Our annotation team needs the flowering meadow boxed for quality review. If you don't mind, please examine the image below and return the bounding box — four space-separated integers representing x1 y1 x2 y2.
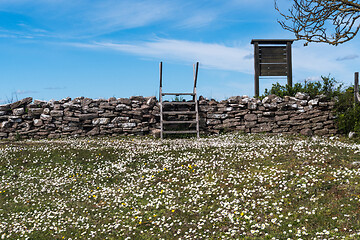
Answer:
0 133 360 239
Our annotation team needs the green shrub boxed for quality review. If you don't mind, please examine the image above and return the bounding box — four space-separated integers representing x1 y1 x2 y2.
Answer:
334 87 360 134
172 96 184 102
261 75 342 99
260 75 360 135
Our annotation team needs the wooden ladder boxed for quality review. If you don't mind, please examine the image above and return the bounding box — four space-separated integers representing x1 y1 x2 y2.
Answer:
159 62 200 139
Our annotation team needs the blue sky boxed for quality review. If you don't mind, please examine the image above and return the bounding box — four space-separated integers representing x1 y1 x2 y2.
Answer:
0 0 359 103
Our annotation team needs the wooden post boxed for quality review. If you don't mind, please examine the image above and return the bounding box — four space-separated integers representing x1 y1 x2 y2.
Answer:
193 62 200 138
194 62 199 88
286 41 292 87
254 42 260 97
355 72 360 103
159 62 163 139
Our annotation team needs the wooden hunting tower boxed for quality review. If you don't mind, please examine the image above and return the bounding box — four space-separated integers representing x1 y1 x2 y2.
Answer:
251 39 294 97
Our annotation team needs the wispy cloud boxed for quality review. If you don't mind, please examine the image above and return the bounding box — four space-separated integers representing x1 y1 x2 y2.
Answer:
68 37 360 81
44 86 66 90
292 43 357 78
86 1 176 31
0 23 50 39
336 54 359 61
15 90 37 95
69 38 253 73
0 0 252 39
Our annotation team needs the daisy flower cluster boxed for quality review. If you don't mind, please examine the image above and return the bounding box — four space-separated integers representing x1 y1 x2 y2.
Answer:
0 133 359 239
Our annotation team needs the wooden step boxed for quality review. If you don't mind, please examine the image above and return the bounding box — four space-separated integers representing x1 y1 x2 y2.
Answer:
162 111 197 115
162 101 195 105
163 130 198 134
163 120 197 124
162 92 195 96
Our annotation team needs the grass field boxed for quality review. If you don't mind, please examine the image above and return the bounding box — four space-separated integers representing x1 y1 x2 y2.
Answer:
0 133 360 239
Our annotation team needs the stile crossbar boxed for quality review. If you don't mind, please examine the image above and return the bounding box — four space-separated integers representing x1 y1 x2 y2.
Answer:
159 62 200 139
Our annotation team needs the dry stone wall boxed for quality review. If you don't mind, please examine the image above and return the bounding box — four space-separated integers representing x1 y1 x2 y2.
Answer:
0 93 337 139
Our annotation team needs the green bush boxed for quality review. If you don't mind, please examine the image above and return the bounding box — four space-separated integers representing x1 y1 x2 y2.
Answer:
261 75 360 135
261 75 342 99
334 87 360 134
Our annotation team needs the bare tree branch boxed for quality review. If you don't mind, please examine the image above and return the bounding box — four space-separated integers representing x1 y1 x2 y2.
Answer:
275 0 360 45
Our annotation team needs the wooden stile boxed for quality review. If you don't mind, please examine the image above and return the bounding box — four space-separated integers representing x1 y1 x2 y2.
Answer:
159 62 200 139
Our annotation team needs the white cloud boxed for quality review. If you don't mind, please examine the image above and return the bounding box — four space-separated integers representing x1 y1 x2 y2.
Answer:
44 87 66 90
69 37 360 85
15 90 37 95
84 1 176 32
70 38 254 73
336 54 359 61
178 12 218 29
291 41 360 83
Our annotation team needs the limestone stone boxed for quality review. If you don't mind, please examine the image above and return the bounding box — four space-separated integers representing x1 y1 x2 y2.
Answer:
299 100 308 106
64 111 74 117
146 97 156 106
300 128 313 136
226 96 240 103
8 116 22 123
207 119 221 125
0 132 8 137
118 98 132 105
48 133 61 139
121 122 137 128
100 112 117 118
99 103 115 110
258 117 274 123
312 123 324 130
314 129 329 136
63 117 80 122
40 114 52 121
244 114 257 121
28 108 43 116
214 122 238 129
87 127 100 136
199 105 216 112
262 96 271 104
263 112 275 117
10 97 32 109
275 115 289 121
0 104 10 111
308 99 319 106
207 113 228 119
33 119 43 127
295 92 309 100
92 118 110 125
248 102 257 110
43 108 50 115
12 108 25 116
0 121 11 128
50 110 64 117
115 104 131 111
272 127 289 133
319 102 329 108
311 115 328 123
245 121 257 128
251 125 272 133
63 102 81 110
79 113 98 120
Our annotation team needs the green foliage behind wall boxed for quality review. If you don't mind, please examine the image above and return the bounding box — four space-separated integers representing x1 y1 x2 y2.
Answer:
261 75 360 135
